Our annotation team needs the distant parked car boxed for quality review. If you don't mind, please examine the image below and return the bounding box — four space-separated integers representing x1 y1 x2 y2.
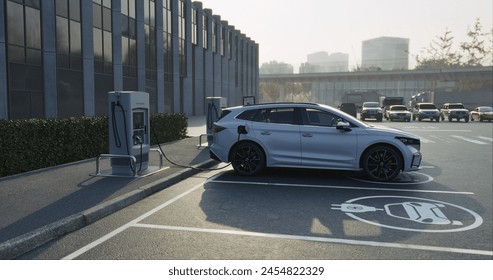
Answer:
412 103 441 122
338 103 357 117
360 102 383 122
440 103 469 122
470 106 493 122
386 105 411 122
210 102 422 181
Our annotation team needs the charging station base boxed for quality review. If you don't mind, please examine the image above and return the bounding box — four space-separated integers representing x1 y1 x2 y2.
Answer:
90 148 169 178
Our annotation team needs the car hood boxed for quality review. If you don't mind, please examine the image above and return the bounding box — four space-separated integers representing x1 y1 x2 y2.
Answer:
366 125 419 139
419 109 439 112
389 110 411 114
449 109 469 112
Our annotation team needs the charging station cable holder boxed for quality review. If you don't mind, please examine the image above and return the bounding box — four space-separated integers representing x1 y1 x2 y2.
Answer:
90 148 168 178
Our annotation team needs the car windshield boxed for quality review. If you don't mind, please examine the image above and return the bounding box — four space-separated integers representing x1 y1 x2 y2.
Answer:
479 107 493 112
448 104 465 109
391 106 407 111
364 103 380 108
419 104 436 109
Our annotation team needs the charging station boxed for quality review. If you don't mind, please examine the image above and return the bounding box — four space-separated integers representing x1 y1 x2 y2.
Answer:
108 91 149 175
205 97 227 146
91 91 166 178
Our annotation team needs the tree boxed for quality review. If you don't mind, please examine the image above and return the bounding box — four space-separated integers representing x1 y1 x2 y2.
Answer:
460 18 491 66
415 18 492 69
415 29 462 69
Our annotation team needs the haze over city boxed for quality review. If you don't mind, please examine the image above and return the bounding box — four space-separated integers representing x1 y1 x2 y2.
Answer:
199 0 493 71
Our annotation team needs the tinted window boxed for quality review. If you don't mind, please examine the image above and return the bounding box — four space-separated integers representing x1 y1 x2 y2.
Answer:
253 108 296 124
303 108 339 127
419 104 436 109
236 109 258 121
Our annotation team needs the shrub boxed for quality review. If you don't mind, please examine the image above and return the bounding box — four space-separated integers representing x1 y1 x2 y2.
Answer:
0 113 187 177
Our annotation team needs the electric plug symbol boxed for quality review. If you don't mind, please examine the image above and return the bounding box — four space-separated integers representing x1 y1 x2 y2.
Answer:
331 203 383 213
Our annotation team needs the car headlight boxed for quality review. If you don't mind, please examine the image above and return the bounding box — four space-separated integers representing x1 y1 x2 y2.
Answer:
396 137 421 151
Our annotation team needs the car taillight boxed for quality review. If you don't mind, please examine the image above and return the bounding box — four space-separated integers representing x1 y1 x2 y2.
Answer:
213 124 226 133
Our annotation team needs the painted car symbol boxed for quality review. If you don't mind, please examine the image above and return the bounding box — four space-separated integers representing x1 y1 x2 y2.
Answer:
384 202 463 226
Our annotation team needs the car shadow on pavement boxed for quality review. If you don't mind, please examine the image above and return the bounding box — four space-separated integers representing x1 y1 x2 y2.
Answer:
198 167 487 257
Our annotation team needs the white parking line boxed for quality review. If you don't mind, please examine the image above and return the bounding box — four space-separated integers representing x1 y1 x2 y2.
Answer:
451 135 488 145
62 182 205 260
133 224 493 257
418 137 436 143
211 180 474 195
477 136 493 142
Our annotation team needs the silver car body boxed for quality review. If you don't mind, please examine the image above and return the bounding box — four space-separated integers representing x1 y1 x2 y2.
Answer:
210 103 421 176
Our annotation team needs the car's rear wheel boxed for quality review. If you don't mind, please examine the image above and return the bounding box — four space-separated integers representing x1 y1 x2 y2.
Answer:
362 145 402 182
231 142 266 176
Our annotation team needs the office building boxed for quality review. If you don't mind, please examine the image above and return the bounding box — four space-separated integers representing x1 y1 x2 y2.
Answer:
361 37 409 70
299 51 348 73
0 0 259 119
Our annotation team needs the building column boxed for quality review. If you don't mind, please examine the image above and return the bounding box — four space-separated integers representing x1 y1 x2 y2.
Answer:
41 0 58 118
203 9 213 106
193 2 204 115
221 21 229 107
213 15 221 98
155 0 165 113
171 0 180 113
0 0 8 119
182 0 193 115
112 0 123 91
82 0 95 116
136 0 145 91
279 82 285 102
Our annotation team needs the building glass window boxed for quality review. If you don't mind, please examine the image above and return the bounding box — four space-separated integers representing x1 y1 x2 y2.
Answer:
56 0 83 117
178 0 186 76
220 26 224 56
202 15 208 50
191 8 197 45
6 0 44 119
211 20 216 53
56 0 82 70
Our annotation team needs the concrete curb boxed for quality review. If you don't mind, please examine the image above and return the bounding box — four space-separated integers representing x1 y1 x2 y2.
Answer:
0 159 217 260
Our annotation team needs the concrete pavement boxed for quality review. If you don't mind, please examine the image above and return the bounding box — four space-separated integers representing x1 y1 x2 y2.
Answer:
0 115 216 259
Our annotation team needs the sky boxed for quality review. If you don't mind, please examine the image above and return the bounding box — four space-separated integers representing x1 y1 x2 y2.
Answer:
198 0 493 71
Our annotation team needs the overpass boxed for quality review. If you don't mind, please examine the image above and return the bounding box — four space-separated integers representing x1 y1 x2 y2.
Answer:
259 67 493 106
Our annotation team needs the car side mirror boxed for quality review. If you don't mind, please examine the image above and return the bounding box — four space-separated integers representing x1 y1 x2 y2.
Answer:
336 121 351 132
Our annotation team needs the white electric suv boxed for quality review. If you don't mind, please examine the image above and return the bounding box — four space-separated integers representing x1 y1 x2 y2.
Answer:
210 103 422 182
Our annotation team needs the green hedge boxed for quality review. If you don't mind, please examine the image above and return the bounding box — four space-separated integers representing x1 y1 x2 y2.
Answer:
0 113 187 177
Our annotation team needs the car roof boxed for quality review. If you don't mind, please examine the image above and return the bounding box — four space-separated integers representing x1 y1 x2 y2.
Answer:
226 102 321 110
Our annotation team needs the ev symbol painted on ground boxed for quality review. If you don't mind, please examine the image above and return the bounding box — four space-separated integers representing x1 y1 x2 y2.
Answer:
331 196 483 233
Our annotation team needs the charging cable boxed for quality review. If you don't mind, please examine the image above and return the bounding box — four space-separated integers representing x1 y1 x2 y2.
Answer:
150 122 232 171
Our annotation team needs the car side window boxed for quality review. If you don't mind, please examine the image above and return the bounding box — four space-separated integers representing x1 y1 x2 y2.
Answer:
253 107 296 125
303 108 339 127
236 109 259 121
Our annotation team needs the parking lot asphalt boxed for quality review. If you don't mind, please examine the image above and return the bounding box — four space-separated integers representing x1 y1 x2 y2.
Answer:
0 116 214 259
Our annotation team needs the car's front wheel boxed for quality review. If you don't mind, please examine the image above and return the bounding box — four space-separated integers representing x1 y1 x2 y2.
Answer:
231 142 266 176
362 145 402 182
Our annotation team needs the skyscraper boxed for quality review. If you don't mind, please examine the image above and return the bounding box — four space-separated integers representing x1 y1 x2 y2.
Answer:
361 37 409 71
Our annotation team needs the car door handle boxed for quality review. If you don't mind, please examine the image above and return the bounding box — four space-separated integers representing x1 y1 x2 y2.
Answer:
260 131 271 135
302 133 313 137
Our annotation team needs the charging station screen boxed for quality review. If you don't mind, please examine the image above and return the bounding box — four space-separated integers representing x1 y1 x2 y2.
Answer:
133 112 144 129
